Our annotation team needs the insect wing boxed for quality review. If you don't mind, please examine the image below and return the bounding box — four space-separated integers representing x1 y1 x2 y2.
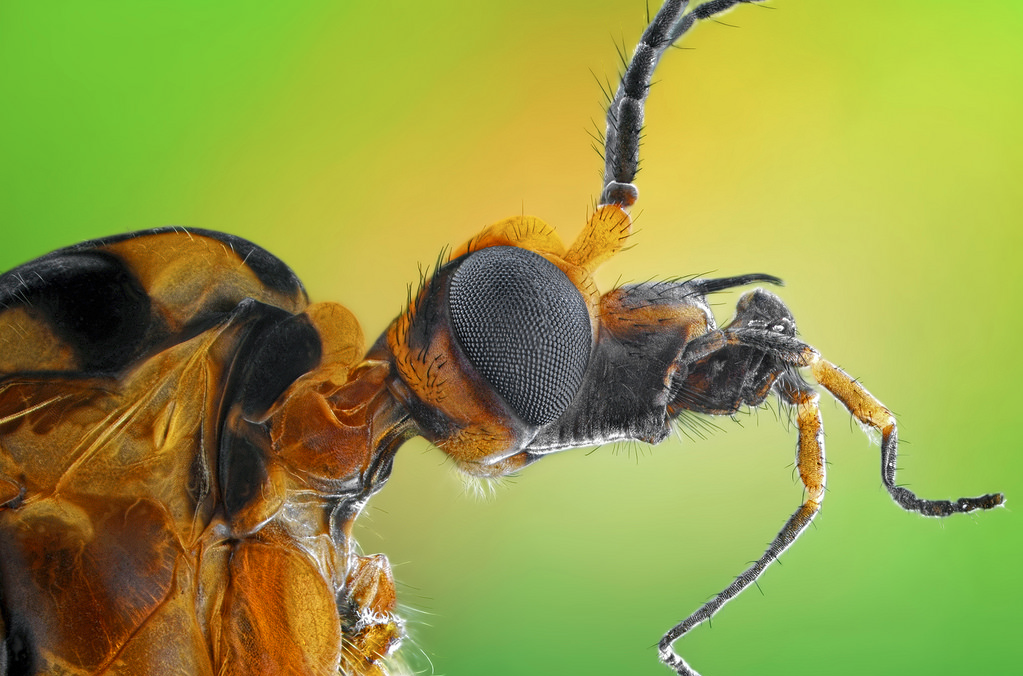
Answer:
0 228 313 673
0 326 228 672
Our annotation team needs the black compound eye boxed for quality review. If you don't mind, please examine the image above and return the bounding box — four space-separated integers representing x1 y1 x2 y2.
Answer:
448 246 591 427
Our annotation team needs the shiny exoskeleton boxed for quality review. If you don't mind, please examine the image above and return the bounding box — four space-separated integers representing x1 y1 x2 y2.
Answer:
0 1 1004 675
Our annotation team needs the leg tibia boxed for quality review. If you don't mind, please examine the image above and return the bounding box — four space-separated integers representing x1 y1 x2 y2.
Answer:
779 379 827 504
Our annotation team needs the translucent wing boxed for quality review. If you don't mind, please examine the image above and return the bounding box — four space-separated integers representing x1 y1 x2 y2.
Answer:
1 318 240 673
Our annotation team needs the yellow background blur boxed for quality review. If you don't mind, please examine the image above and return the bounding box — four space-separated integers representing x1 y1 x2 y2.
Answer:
2 2 1020 674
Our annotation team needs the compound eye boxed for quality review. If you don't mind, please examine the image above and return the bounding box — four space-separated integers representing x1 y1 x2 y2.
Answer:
448 246 591 427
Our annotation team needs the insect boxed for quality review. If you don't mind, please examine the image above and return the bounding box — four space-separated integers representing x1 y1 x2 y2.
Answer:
0 1 1010 675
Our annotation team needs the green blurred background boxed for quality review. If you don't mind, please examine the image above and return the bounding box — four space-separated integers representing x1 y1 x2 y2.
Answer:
2 1 1020 674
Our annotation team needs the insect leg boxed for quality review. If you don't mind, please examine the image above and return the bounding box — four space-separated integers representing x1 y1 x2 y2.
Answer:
339 553 404 675
658 374 825 676
811 358 1005 515
601 0 766 207
678 326 816 370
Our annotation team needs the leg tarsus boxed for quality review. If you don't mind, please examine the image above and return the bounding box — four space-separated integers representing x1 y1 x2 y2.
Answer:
658 500 821 676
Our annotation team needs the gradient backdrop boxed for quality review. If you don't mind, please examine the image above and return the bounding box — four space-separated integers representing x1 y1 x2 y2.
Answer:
2 2 1020 674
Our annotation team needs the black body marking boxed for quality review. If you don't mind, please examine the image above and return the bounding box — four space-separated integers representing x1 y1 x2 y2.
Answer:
233 311 322 417
216 300 323 516
0 251 151 373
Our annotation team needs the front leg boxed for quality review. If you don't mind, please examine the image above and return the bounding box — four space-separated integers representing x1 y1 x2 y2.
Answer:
654 289 1004 675
658 372 826 676
810 358 1004 516
338 554 405 676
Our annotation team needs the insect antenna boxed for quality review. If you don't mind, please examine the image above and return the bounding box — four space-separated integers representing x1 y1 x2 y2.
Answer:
600 0 768 208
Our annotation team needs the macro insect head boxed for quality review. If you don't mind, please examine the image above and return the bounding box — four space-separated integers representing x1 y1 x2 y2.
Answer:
0 1 1006 675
